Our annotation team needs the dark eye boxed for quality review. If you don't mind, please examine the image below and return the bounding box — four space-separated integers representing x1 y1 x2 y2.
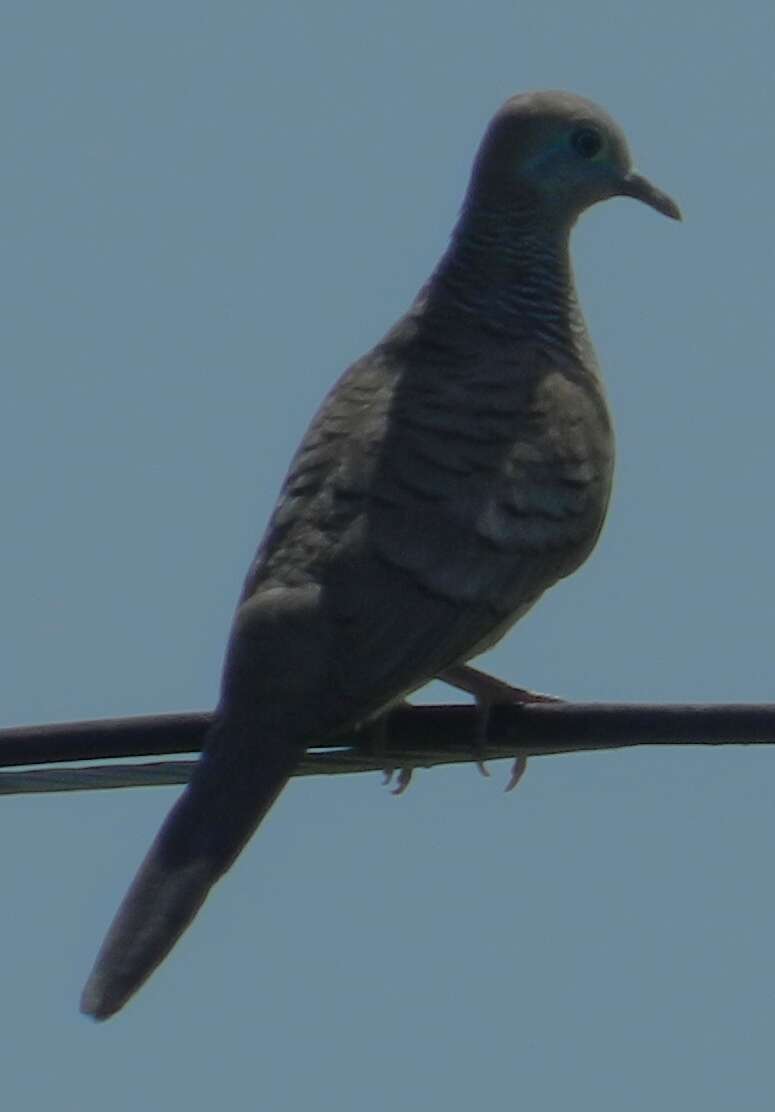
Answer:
571 127 603 159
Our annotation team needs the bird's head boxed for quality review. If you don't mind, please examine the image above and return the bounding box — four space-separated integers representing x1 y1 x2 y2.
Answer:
467 90 681 227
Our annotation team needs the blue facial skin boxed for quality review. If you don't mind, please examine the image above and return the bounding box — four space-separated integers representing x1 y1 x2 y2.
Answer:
518 124 631 216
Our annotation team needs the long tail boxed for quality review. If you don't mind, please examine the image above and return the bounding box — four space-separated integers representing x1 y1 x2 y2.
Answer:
80 725 302 1021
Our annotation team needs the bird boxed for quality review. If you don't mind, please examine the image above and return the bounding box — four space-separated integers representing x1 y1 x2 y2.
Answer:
80 90 680 1020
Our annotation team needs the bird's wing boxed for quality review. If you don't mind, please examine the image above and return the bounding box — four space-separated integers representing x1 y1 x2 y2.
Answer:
235 337 613 727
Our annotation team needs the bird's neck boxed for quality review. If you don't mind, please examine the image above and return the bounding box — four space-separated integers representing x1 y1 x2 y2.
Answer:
429 201 591 358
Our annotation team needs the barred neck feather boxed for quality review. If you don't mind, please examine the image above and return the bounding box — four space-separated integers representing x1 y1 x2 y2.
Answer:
429 199 594 364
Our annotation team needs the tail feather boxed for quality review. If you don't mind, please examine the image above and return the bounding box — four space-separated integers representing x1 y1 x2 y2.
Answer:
81 730 301 1020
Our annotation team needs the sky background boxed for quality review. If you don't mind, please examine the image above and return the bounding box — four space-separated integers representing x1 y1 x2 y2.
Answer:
2 2 774 1109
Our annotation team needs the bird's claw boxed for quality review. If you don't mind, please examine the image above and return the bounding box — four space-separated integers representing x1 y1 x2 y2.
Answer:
387 766 413 795
439 664 564 790
505 754 527 792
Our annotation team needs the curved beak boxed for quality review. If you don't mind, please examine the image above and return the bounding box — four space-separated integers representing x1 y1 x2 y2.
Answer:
618 171 682 220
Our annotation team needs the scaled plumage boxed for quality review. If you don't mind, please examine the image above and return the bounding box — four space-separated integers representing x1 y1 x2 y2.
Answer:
81 90 680 1019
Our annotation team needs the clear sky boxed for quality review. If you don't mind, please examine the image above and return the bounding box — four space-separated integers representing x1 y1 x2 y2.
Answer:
2 2 774 1109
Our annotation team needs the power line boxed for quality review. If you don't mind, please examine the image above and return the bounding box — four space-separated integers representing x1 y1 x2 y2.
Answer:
1 701 774 796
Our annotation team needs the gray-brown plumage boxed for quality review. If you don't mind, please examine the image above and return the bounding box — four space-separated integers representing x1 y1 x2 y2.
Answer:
80 90 680 1020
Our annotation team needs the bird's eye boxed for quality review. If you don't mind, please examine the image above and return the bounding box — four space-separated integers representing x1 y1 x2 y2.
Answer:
571 127 603 159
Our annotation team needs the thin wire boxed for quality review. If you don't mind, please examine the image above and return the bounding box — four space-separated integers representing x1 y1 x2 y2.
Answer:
2 701 775 796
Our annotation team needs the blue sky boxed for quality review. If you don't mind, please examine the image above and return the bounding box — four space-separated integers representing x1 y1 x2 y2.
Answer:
2 2 775 1109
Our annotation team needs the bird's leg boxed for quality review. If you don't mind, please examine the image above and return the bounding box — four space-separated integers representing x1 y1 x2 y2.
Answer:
363 703 415 796
441 663 562 706
438 664 563 790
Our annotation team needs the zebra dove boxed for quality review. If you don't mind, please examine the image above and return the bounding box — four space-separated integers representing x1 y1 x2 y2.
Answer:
81 90 680 1019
